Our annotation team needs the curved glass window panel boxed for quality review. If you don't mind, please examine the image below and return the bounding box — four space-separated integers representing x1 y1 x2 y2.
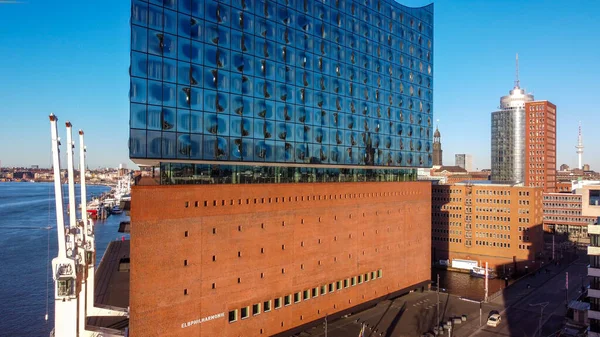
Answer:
177 85 191 108
230 116 244 138
313 110 324 127
147 106 161 131
132 0 149 27
147 55 162 80
295 143 308 162
204 113 219 135
146 130 162 158
284 142 295 162
147 4 163 31
148 80 163 105
161 82 176 107
164 33 178 58
178 0 192 14
205 1 230 25
213 137 229 160
130 103 147 129
177 133 192 158
131 52 148 78
130 77 147 104
214 71 230 92
314 127 327 145
274 103 289 122
254 140 268 161
161 131 177 159
190 16 203 40
130 129 147 158
240 137 254 160
160 58 175 83
190 110 203 133
275 121 288 142
159 108 176 131
329 146 341 163
202 89 216 113
177 109 191 132
202 136 217 160
216 114 230 136
131 25 148 52
190 134 202 159
187 64 201 86
178 13 192 38
178 37 192 61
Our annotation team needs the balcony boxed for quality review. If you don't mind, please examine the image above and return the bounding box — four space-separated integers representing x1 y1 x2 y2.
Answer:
590 246 600 256
590 309 600 321
590 267 600 278
590 288 600 299
590 225 600 235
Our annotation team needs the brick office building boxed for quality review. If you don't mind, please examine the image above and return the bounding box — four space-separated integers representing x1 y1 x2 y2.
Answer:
542 192 596 237
128 1 434 336
432 182 544 273
524 101 557 192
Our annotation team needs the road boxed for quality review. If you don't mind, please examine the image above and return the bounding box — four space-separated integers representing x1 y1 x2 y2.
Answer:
295 290 503 337
469 254 588 337
296 251 587 337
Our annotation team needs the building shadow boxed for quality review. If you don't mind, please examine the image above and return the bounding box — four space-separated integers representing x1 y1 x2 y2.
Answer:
496 224 581 337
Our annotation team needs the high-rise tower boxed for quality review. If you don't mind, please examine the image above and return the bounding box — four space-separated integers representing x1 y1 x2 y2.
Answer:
432 122 442 166
491 54 534 183
576 122 584 169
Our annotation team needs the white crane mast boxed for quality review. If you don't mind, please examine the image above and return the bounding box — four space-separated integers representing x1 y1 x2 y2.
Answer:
66 122 88 335
50 114 79 337
79 130 97 316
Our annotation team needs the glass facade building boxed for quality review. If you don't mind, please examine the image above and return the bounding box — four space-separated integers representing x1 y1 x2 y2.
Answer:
129 0 433 184
491 86 533 184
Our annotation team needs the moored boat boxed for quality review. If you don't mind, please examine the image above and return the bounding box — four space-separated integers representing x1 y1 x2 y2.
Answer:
470 266 497 279
111 205 123 214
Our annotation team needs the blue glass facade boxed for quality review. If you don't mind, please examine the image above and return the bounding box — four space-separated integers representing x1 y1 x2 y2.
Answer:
129 0 433 170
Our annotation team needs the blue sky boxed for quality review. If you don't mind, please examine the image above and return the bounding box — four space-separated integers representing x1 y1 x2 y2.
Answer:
0 0 598 170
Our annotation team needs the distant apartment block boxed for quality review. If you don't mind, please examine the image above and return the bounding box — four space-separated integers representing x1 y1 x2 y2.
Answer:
455 154 472 172
432 182 544 274
557 181 573 193
524 101 557 192
587 223 600 336
542 193 595 237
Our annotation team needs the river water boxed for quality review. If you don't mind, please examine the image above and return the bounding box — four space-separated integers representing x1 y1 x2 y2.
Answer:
0 182 129 336
432 268 511 301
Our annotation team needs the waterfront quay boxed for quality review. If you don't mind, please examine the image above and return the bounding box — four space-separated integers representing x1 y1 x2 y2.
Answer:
294 249 587 337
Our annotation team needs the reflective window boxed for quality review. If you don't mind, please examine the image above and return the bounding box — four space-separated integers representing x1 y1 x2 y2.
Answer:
130 0 434 177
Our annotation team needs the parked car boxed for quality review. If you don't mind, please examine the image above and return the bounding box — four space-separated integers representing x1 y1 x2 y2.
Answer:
487 314 501 327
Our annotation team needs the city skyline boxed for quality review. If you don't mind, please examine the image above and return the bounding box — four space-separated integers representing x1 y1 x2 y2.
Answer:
0 0 598 169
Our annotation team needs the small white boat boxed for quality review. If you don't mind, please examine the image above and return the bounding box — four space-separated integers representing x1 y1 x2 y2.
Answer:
470 266 496 279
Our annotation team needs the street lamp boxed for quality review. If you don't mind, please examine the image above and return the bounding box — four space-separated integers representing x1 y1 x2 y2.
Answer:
529 302 549 337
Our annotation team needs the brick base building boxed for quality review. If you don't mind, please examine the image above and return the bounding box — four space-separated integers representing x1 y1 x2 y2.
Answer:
130 181 431 337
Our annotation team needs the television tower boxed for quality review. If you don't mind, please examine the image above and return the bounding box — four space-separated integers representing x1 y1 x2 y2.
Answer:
576 122 584 169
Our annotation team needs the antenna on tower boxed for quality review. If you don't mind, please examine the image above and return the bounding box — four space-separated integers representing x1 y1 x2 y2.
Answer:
436 119 439 129
515 53 520 88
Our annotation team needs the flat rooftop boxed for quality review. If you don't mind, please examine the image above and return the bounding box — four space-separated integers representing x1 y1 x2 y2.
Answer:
87 239 130 331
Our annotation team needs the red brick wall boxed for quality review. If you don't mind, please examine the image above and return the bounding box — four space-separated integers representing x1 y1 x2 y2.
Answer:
525 101 557 193
432 184 544 272
130 181 431 337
